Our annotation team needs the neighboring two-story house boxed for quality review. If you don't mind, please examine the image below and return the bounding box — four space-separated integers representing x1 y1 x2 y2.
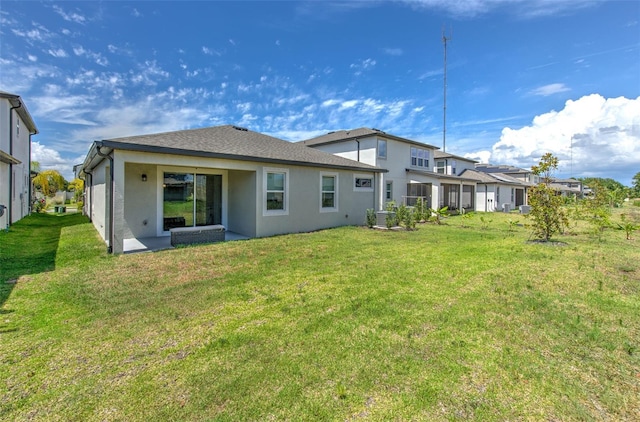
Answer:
0 91 38 228
299 128 478 212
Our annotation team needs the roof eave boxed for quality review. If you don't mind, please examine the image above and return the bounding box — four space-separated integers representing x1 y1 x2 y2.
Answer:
99 140 387 173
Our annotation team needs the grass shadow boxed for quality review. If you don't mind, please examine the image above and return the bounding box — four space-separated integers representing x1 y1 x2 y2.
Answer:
0 213 88 309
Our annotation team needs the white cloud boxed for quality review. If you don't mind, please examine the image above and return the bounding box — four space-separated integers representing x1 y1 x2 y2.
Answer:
403 0 597 18
340 100 358 109
490 94 640 183
383 48 403 56
53 5 87 24
31 141 81 180
202 46 221 56
48 48 68 58
530 83 570 97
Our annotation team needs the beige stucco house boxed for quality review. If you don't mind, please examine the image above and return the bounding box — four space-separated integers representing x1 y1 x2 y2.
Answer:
0 91 38 228
298 128 477 212
81 125 385 254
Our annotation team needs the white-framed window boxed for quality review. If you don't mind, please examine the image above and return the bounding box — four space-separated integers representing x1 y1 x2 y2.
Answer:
264 167 289 216
436 160 446 174
511 188 515 203
377 139 387 159
451 160 457 175
385 181 393 201
410 147 430 169
320 172 338 212
354 174 374 192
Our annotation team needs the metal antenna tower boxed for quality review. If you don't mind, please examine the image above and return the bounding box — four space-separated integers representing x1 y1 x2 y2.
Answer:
442 26 452 153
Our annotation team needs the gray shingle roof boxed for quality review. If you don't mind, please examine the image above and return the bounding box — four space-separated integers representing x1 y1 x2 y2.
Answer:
94 125 384 172
460 169 532 186
433 151 477 163
299 127 439 150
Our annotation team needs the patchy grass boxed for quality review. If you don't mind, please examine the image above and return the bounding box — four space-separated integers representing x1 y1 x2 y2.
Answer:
0 209 638 421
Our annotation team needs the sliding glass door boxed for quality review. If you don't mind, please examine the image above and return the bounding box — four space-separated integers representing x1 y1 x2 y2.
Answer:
163 172 222 231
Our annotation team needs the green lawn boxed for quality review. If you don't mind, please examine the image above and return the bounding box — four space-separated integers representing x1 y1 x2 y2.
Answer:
1 210 638 420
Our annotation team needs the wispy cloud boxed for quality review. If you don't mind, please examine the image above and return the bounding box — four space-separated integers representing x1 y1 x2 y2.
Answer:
202 46 222 56
350 58 376 76
48 48 68 58
530 83 570 96
53 5 87 24
403 0 599 19
383 48 403 56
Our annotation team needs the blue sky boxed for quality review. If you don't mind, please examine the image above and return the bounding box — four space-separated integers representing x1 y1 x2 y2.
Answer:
1 1 639 184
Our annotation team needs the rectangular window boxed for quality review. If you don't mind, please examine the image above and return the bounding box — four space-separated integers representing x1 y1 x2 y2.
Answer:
355 178 372 188
410 147 430 169
451 160 457 175
264 168 289 215
321 173 337 211
377 139 387 159
386 181 393 201
511 188 515 203
354 174 374 191
436 160 446 174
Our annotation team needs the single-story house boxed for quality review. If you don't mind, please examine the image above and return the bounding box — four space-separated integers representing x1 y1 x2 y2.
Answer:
0 91 38 228
459 168 530 212
81 125 386 254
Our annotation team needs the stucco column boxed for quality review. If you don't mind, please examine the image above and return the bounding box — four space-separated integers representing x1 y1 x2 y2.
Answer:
112 153 126 254
378 172 384 210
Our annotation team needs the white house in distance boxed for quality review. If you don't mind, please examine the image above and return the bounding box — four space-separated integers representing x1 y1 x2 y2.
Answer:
298 128 478 212
470 164 536 211
0 91 38 228
459 168 529 212
81 125 385 254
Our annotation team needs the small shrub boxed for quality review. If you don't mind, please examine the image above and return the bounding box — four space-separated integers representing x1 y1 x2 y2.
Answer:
633 200 640 207
32 198 47 213
430 206 448 225
365 209 376 228
76 201 84 213
480 216 492 230
403 208 416 230
459 208 474 228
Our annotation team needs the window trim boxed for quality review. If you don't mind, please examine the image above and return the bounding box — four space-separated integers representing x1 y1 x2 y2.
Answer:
263 167 289 216
354 173 374 192
410 147 430 169
320 172 338 213
377 139 387 159
385 180 393 201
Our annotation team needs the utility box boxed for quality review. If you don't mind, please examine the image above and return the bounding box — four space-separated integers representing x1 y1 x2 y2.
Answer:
502 203 511 213
376 211 395 227
519 205 531 214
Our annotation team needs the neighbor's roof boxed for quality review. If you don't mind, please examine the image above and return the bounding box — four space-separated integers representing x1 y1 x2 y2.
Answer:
459 169 532 186
298 127 440 150
433 151 478 163
83 125 385 173
475 163 530 174
0 91 39 134
405 167 478 183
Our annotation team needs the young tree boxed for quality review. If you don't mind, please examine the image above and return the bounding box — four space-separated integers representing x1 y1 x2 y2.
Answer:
32 169 67 197
68 178 85 201
632 171 640 198
528 153 568 241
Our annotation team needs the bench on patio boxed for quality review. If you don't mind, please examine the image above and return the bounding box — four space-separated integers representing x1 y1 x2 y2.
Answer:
170 225 226 247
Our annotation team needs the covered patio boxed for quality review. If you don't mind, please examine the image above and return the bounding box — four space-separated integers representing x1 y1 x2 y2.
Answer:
123 231 249 254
